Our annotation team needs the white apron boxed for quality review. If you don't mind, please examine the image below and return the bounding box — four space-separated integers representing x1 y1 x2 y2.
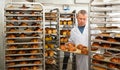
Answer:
69 24 89 70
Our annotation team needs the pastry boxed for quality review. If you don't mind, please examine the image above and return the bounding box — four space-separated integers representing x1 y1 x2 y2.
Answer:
16 56 24 59
34 27 42 32
20 67 29 70
60 45 67 51
52 28 57 34
29 55 37 58
11 17 17 20
32 22 40 26
20 61 27 64
107 37 117 42
30 50 38 53
31 33 39 37
77 44 84 50
18 51 25 54
9 28 16 32
8 45 17 49
7 62 15 66
95 36 102 40
63 20 67 25
24 28 32 32
108 63 117 68
103 52 112 57
81 47 88 55
101 43 110 48
36 17 41 20
21 17 29 20
33 61 41 64
110 57 119 63
31 38 39 42
93 54 104 60
31 44 39 48
49 50 54 57
7 39 15 43
67 20 72 25
19 22 28 26
19 33 26 37
7 34 16 38
32 66 38 70
6 56 13 60
6 22 14 26
23 45 29 48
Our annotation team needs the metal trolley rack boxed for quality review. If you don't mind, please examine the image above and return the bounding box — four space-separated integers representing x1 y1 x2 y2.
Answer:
89 0 120 70
59 10 76 70
45 8 60 70
4 2 45 70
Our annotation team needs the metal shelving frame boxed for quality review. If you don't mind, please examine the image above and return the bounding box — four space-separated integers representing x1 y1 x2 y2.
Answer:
45 8 60 70
89 0 120 70
4 2 45 70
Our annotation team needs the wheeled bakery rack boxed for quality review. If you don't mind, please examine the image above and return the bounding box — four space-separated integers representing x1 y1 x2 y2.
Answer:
59 10 76 70
89 0 120 70
4 2 45 70
45 8 60 70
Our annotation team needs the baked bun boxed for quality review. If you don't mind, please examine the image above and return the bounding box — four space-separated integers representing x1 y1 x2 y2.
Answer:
7 39 15 43
68 20 72 25
32 22 40 26
77 44 83 50
93 54 104 60
92 60 100 64
20 67 29 70
101 43 110 48
6 22 14 26
33 60 41 64
108 63 117 68
95 36 102 40
24 28 32 32
110 57 120 63
6 56 13 60
8 45 17 49
21 17 29 20
7 62 15 66
107 37 117 42
60 45 67 51
9 28 16 32
29 55 37 58
16 56 24 59
49 50 54 57
7 34 16 38
19 22 28 26
30 50 38 53
31 38 39 42
32 66 38 70
91 42 100 51
20 61 27 64
19 33 26 37
31 33 39 37
103 52 112 57
34 27 42 32
18 51 25 54
92 66 107 70
31 44 39 48
23 45 29 48
81 46 88 55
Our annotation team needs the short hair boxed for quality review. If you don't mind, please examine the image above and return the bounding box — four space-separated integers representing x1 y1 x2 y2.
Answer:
77 10 87 16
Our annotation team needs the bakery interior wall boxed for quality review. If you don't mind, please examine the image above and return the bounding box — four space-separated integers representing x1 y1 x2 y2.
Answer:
0 0 88 69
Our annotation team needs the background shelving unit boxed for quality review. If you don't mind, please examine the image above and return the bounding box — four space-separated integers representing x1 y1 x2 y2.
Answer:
59 10 76 70
45 8 60 70
90 0 120 70
4 2 45 70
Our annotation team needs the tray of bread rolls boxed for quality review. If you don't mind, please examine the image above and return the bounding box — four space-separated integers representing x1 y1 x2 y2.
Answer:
91 53 120 65
58 42 88 55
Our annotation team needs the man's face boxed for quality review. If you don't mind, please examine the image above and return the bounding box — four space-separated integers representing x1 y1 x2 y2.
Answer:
77 14 87 26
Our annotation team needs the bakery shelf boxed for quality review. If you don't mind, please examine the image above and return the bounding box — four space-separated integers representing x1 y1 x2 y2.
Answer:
6 37 42 39
6 58 43 62
91 34 120 38
7 64 42 68
91 63 119 70
6 26 42 28
5 20 42 22
4 14 42 17
6 53 43 56
90 28 120 31
6 42 43 45
6 48 43 51
91 58 120 65
91 46 120 52
91 39 120 45
90 21 120 24
6 31 42 34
